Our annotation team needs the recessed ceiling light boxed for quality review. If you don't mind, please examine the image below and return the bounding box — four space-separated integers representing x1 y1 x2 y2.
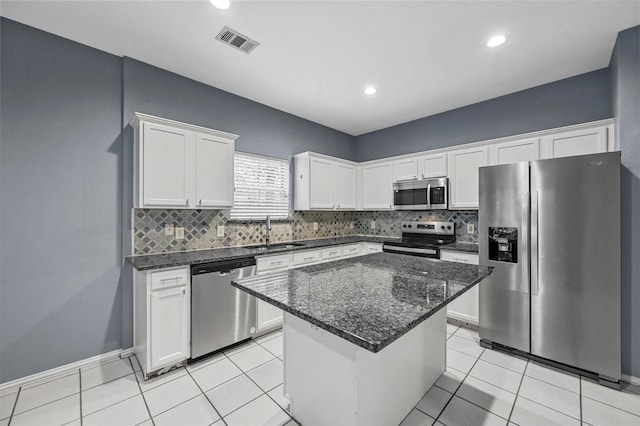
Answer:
210 0 230 10
487 35 507 48
364 86 377 95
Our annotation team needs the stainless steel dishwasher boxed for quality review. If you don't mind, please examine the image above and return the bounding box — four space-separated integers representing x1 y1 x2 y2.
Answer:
190 257 257 360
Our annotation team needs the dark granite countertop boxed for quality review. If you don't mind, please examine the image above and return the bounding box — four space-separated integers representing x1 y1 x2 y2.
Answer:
232 252 493 353
126 235 399 271
441 242 479 254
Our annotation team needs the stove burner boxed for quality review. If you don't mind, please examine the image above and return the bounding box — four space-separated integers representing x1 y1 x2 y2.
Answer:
382 221 455 258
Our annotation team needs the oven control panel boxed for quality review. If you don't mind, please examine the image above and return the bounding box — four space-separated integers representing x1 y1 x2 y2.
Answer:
401 221 454 236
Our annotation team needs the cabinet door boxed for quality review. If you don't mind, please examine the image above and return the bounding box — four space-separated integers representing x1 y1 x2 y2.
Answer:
541 126 608 159
150 286 189 370
141 122 193 207
309 158 335 209
334 163 356 209
448 147 488 209
362 162 393 210
195 133 234 208
489 138 540 165
257 299 283 332
419 153 447 179
441 251 479 325
393 157 418 182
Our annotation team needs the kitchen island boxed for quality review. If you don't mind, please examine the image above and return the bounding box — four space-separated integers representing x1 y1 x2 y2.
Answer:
232 252 493 426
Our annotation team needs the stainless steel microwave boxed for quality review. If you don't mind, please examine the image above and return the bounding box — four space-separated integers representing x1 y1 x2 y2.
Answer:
393 178 448 210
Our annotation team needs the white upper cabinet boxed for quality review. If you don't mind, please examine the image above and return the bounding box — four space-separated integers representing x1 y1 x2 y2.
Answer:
294 152 357 210
309 157 335 209
140 122 193 207
419 152 448 179
448 146 489 209
195 133 235 208
134 113 237 209
393 157 418 182
362 161 394 210
334 163 357 209
541 126 610 159
489 137 540 165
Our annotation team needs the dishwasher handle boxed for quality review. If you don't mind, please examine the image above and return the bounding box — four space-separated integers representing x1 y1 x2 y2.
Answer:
191 257 256 276
218 269 237 277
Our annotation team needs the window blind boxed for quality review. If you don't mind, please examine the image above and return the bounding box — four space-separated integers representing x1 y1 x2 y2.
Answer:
230 152 290 221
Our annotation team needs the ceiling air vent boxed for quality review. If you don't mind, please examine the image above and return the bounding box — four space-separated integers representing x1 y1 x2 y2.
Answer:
215 26 260 54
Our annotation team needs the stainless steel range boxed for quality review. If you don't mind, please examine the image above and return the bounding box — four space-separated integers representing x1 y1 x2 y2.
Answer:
382 221 455 258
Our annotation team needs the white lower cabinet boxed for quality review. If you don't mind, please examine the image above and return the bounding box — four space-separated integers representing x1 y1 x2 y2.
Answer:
134 266 190 379
440 250 479 325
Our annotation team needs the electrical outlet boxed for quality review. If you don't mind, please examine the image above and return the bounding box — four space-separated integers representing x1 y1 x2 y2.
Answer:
370 221 376 230
175 227 185 240
313 222 318 231
217 225 225 237
467 224 475 234
164 223 174 236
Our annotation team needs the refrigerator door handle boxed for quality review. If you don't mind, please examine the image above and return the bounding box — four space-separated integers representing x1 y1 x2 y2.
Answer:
522 192 530 294
531 191 539 296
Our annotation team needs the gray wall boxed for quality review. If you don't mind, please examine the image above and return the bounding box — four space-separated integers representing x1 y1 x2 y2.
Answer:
122 57 355 162
0 18 123 382
610 25 640 379
354 69 612 161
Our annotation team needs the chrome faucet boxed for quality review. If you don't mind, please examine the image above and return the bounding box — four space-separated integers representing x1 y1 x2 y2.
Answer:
265 215 272 246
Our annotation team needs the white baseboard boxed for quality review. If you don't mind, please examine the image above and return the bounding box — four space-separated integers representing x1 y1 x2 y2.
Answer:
622 373 640 386
0 348 134 392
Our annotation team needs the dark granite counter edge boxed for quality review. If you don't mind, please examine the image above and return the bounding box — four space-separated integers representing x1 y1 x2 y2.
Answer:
126 235 399 271
231 267 492 353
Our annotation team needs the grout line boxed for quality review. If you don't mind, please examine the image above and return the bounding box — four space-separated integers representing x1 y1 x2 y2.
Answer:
523 373 581 395
580 393 640 419
184 366 227 426
579 374 583 424
223 352 292 422
516 394 583 421
430 346 486 423
7 386 21 425
506 359 528 423
130 358 156 426
78 368 83 426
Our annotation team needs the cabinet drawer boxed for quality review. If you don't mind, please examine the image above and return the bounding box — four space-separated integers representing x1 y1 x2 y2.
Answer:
440 251 479 265
257 253 292 273
321 246 343 261
293 249 321 266
342 243 362 258
150 267 190 291
363 243 383 253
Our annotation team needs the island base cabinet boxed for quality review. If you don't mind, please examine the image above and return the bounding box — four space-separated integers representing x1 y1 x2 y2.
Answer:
283 310 446 426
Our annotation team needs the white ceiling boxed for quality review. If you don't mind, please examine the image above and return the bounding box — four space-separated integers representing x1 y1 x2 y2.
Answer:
1 1 638 135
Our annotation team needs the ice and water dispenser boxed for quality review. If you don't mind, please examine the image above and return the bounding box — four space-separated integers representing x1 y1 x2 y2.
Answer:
488 227 518 263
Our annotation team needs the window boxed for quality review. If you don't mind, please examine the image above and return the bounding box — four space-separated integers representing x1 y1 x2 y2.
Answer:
230 152 290 220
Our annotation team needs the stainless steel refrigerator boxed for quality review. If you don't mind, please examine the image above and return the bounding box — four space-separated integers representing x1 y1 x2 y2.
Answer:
479 152 620 385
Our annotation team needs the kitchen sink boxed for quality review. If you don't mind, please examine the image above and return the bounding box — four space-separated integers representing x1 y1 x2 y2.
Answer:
253 242 307 251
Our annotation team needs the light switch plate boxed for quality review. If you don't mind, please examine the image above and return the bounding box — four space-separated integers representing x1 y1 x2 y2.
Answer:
370 221 376 230
313 222 318 231
175 227 185 240
164 224 174 236
217 225 225 237
467 224 475 234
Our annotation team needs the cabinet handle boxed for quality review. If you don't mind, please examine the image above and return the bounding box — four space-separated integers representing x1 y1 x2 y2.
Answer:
160 277 181 283
329 251 337 255
183 289 186 295
185 198 189 206
198 199 202 206
422 173 425 178
303 257 315 261
337 204 340 209
452 258 468 263
270 260 284 266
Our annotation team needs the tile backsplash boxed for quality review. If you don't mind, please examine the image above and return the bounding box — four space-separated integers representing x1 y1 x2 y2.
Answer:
133 209 478 255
